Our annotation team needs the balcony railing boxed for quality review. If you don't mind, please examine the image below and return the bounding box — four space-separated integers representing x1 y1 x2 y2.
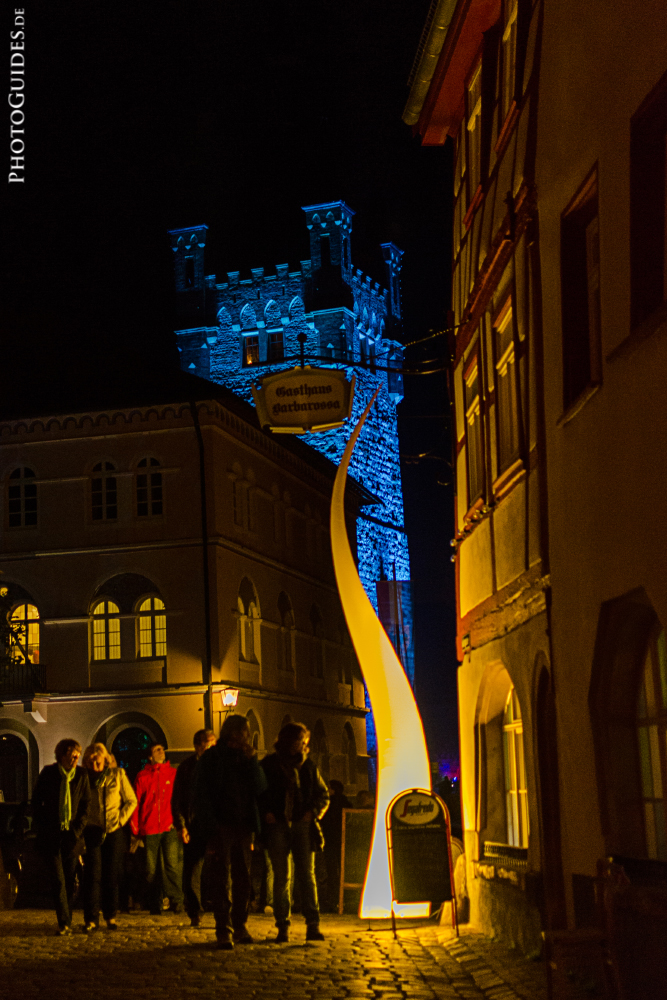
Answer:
0 662 47 699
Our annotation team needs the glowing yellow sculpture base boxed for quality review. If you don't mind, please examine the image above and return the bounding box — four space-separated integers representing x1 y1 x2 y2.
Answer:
330 390 432 919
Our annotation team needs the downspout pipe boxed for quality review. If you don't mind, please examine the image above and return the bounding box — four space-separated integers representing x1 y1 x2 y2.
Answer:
190 401 214 730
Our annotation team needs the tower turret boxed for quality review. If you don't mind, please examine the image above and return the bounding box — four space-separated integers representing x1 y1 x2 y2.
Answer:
380 242 404 339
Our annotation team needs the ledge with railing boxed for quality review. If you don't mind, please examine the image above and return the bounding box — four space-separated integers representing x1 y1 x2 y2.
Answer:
0 662 47 699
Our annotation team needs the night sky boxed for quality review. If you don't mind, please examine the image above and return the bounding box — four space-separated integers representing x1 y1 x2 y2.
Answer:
3 0 458 772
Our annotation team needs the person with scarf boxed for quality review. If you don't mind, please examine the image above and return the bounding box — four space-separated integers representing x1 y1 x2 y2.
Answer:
32 738 91 935
259 722 329 943
193 714 267 949
81 742 137 932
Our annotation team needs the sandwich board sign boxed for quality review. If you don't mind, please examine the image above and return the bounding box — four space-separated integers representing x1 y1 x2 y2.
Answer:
252 367 354 434
386 789 458 932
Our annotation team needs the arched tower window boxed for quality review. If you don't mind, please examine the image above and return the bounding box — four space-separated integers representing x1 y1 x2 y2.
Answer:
265 300 284 361
310 605 324 679
343 722 357 786
238 577 259 664
137 597 167 658
9 603 40 663
91 600 121 661
136 458 163 517
8 468 37 528
92 462 118 521
503 687 529 847
277 592 295 673
636 628 667 859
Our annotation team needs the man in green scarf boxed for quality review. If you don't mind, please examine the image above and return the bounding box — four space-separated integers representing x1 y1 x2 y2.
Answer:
32 739 91 935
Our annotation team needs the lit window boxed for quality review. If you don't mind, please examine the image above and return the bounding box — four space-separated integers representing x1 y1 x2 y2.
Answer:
137 458 163 517
91 600 121 661
637 629 667 860
92 462 118 521
244 335 260 366
503 687 529 848
501 0 518 123
561 169 602 411
9 603 40 663
494 304 521 473
464 360 484 505
8 468 37 528
466 63 483 200
138 597 167 658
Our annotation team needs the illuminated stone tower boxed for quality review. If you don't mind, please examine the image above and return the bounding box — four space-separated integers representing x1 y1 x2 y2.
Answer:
169 203 413 753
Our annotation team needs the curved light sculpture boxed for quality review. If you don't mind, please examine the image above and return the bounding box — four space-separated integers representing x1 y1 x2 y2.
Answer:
330 390 431 918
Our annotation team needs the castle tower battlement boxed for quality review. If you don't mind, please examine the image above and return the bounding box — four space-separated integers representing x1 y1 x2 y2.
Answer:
169 205 413 716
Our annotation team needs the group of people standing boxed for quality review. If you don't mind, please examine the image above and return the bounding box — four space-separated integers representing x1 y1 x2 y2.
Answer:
31 717 334 948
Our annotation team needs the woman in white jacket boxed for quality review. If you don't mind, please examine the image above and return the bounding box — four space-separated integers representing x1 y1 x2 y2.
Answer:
81 742 137 931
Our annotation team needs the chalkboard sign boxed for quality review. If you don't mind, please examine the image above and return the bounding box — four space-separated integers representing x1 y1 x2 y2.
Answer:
339 808 374 914
387 790 456 928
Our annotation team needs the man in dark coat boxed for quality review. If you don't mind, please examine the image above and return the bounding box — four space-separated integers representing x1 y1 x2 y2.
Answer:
32 738 91 935
260 722 329 943
194 714 267 949
171 728 216 926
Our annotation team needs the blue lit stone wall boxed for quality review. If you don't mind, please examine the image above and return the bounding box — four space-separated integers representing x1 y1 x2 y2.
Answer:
169 204 413 761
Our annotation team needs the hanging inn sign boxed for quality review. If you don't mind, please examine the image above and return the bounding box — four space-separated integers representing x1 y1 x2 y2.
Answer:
252 367 355 434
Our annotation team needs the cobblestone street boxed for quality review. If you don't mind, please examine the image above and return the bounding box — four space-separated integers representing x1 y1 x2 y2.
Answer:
0 912 547 1000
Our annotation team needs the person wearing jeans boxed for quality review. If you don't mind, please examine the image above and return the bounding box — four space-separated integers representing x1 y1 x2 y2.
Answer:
260 723 329 943
81 742 136 931
32 739 91 935
131 742 184 914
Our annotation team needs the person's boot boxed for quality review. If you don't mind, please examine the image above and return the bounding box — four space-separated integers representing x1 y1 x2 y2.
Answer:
306 924 325 941
274 925 289 943
216 929 234 950
233 925 254 944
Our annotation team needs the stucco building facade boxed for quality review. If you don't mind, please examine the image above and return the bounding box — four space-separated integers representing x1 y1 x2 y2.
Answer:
0 370 370 799
407 0 667 984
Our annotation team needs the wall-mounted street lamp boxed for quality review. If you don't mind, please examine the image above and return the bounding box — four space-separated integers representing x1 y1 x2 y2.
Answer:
219 687 239 712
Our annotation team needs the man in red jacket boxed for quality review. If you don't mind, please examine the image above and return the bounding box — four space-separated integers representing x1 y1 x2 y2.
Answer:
131 742 184 915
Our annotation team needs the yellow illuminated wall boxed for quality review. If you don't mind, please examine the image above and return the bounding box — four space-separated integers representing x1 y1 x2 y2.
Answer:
330 390 432 918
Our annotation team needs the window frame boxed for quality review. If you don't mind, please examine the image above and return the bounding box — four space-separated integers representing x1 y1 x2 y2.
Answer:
136 458 163 518
136 596 167 659
465 60 483 205
91 599 122 662
560 166 602 414
7 467 38 529
636 628 667 860
9 602 40 664
493 299 522 477
503 687 530 848
91 461 118 522
463 351 485 509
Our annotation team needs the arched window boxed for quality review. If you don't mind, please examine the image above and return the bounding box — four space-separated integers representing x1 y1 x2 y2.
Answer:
92 462 117 520
343 722 357 785
310 605 324 679
9 604 40 663
111 727 155 784
136 458 163 517
238 578 259 664
312 719 329 781
240 304 257 329
277 592 294 672
8 468 37 528
265 300 284 361
636 629 667 859
503 687 529 847
91 600 121 661
137 597 167 658
247 709 261 752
